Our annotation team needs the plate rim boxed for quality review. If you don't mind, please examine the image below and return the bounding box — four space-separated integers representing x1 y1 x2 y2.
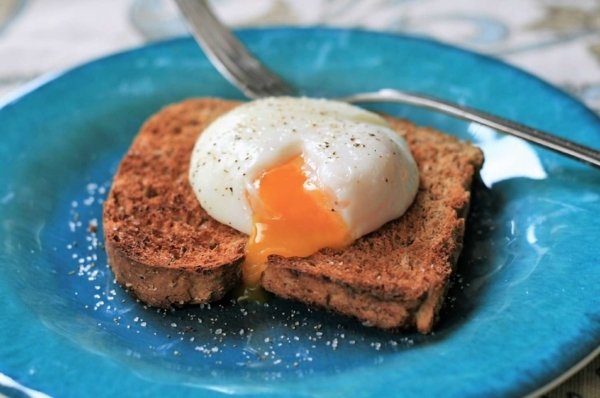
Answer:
4 26 600 128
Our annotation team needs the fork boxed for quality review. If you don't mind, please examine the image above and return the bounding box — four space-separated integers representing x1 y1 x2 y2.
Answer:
174 0 295 98
174 0 600 168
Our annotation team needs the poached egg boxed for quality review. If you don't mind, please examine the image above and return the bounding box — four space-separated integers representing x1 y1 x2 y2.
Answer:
189 97 419 287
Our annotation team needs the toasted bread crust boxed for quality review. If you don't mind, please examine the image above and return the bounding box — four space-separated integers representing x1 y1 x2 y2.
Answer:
106 242 241 307
104 98 483 332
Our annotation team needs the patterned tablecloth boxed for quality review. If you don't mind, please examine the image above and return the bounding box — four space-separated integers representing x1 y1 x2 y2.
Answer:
0 1 599 397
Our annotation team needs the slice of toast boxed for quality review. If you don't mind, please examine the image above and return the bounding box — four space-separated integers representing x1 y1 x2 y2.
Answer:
103 98 483 333
103 100 244 307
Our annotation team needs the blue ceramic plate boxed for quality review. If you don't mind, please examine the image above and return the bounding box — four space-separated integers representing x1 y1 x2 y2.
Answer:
1 28 599 398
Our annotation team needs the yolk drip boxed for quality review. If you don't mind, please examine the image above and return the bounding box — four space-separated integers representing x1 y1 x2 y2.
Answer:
243 155 351 287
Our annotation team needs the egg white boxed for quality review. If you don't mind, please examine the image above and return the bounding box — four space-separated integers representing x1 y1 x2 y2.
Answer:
189 97 419 239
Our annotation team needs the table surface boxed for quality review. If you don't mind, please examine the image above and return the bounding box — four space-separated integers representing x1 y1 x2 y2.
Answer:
0 1 599 397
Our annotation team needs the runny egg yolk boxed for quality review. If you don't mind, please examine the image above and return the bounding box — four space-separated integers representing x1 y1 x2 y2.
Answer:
243 155 352 287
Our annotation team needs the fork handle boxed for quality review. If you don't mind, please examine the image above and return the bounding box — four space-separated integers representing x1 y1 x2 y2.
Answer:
174 0 294 98
344 89 600 168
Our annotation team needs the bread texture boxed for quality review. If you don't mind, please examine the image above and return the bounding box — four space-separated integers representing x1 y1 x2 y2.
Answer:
103 98 483 333
103 100 244 307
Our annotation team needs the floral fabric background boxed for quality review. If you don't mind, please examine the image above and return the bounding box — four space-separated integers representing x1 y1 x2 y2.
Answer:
0 0 599 397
